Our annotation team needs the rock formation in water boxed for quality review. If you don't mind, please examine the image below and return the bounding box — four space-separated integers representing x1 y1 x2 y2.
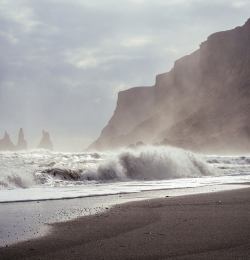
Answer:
88 19 250 154
37 130 53 150
15 128 27 150
0 128 27 151
0 131 15 151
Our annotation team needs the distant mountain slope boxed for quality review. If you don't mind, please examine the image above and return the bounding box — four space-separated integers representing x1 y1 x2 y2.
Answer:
88 19 250 154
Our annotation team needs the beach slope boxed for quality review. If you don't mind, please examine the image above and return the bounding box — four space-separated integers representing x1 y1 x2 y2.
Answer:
1 187 250 260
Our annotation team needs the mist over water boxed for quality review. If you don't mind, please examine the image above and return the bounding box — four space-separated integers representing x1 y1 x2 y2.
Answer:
0 146 250 203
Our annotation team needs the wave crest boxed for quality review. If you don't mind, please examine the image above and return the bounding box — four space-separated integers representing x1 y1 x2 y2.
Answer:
0 173 36 189
38 146 216 183
1 147 216 189
97 146 215 180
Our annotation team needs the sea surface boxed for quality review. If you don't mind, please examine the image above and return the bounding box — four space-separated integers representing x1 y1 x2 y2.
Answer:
1 146 250 203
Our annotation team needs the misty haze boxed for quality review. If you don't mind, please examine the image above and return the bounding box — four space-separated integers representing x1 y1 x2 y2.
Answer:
1 1 250 259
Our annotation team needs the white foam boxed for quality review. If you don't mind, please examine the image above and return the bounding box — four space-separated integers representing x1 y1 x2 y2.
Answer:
96 146 216 180
1 147 250 202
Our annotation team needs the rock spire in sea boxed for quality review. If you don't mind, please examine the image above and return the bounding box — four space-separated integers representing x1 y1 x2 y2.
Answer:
37 130 53 150
16 128 27 150
0 131 15 151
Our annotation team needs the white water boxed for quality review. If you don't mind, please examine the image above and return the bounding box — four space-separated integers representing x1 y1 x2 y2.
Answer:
0 146 250 203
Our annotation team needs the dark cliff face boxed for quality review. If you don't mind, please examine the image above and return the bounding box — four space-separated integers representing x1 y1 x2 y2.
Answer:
88 87 154 150
157 19 250 153
88 19 250 154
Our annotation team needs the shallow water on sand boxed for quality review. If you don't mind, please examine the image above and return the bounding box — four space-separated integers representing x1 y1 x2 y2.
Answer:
0 184 249 247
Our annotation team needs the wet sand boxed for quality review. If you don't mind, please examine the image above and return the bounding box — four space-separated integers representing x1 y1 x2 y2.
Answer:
0 184 248 247
0 187 250 260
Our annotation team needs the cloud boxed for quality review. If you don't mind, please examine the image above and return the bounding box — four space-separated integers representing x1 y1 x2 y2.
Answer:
0 0 249 150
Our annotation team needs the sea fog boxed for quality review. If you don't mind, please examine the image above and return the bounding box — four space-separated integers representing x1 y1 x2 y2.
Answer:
1 146 250 203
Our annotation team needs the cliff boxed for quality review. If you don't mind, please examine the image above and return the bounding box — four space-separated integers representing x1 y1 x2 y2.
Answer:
88 87 154 150
88 18 250 154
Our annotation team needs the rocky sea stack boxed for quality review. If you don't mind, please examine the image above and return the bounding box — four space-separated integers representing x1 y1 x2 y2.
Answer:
0 128 28 151
37 130 53 150
0 132 15 151
16 128 27 150
88 19 250 154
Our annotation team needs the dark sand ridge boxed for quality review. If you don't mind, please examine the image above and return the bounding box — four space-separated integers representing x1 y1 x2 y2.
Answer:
0 187 250 259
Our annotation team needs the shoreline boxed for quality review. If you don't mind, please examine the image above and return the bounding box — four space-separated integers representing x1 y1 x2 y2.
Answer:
0 183 249 248
0 183 250 259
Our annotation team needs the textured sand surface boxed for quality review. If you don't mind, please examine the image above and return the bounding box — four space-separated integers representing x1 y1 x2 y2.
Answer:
1 187 250 260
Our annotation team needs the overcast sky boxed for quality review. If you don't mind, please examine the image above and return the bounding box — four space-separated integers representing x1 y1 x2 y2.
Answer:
0 0 249 151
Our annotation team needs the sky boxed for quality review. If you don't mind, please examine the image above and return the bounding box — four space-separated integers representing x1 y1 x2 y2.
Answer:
0 0 249 151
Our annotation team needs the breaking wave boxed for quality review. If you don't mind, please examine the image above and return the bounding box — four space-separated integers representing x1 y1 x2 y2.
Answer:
0 146 217 189
0 167 37 189
35 147 216 185
96 146 215 180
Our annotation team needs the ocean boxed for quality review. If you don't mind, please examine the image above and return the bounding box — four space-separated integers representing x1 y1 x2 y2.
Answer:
1 146 250 203
1 145 250 246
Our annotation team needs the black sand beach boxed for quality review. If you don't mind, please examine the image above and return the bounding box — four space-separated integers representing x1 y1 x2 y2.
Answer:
1 187 250 260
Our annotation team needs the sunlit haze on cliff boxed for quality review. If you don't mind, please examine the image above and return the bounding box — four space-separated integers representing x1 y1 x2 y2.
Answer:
0 0 249 151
